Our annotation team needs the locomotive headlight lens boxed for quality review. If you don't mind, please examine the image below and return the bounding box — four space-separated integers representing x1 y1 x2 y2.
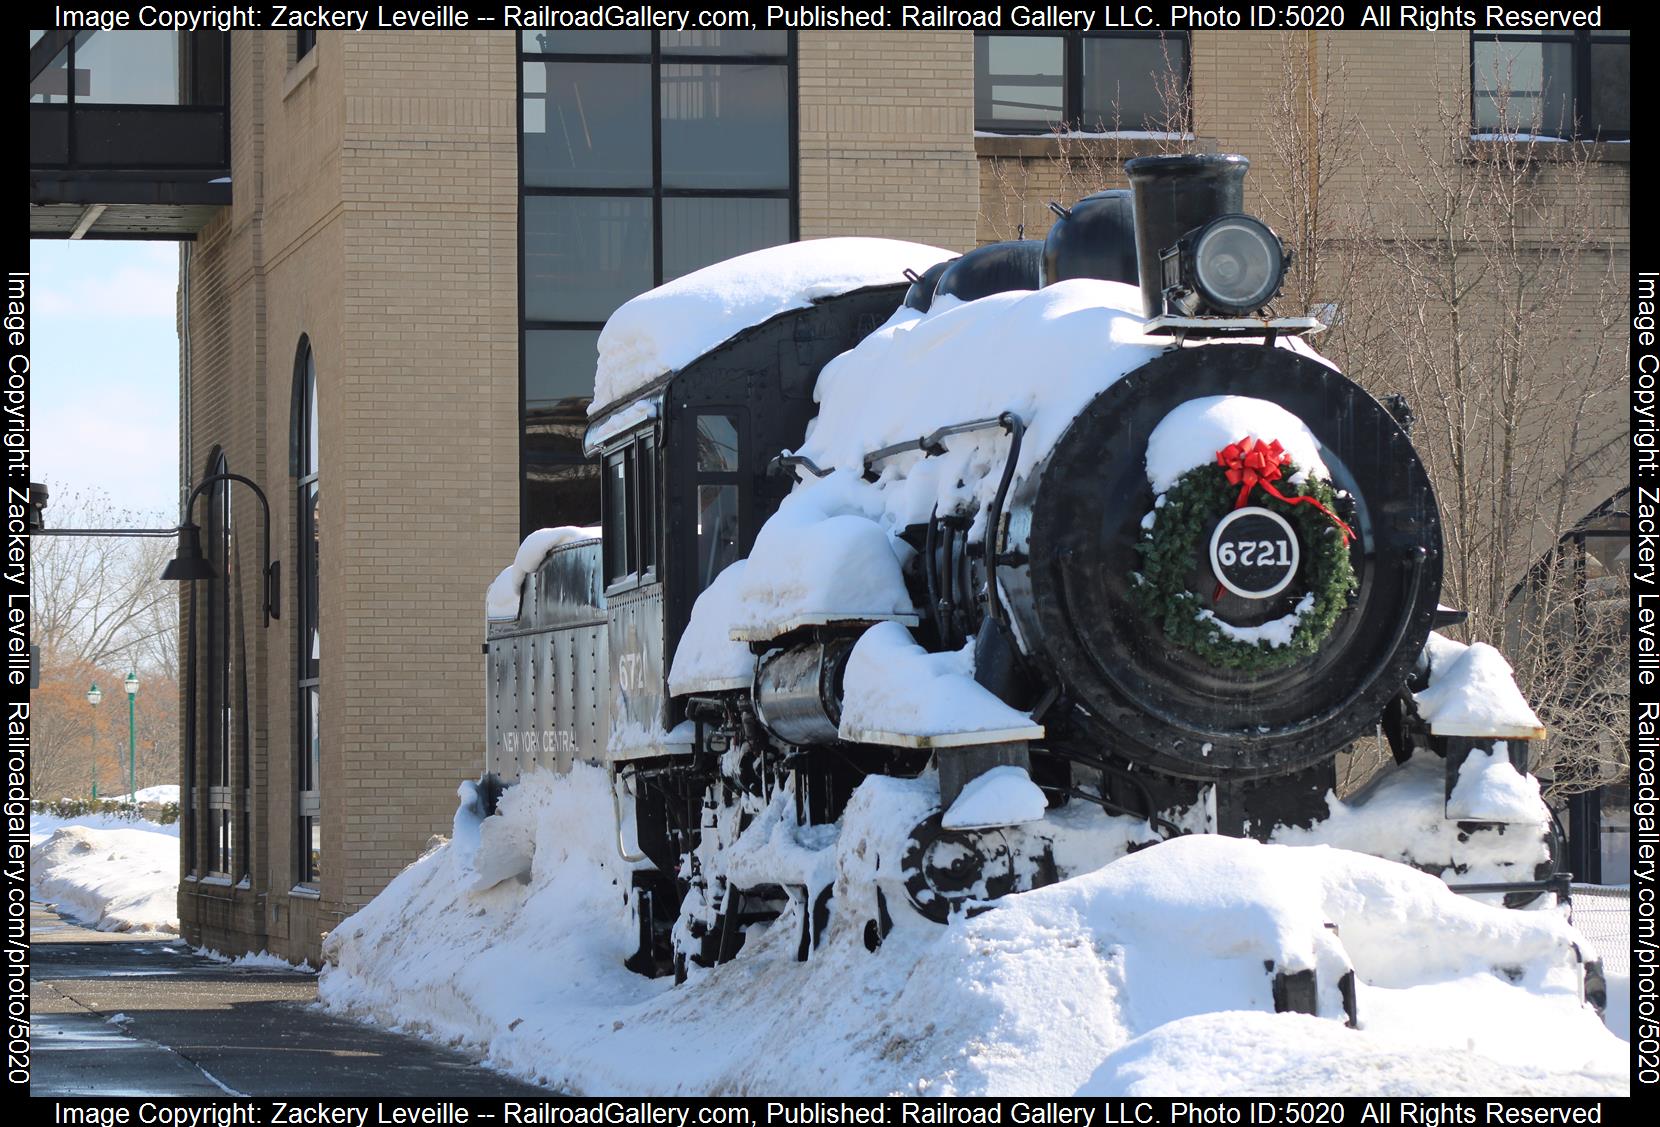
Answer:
1191 216 1285 316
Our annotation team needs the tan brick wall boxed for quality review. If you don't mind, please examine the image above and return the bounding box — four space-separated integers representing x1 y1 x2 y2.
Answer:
799 32 979 252
182 31 520 964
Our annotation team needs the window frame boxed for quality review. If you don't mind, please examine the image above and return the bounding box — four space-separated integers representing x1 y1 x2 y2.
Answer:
517 33 799 540
292 338 322 889
973 30 1191 135
1469 30 1629 142
600 429 660 595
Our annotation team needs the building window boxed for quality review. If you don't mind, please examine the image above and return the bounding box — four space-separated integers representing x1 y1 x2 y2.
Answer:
198 450 243 879
295 30 316 62
293 339 322 886
519 32 797 538
973 32 1189 134
1471 31 1628 140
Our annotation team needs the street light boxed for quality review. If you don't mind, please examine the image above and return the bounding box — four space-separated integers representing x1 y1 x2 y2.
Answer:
86 683 101 799
124 670 138 808
160 472 280 625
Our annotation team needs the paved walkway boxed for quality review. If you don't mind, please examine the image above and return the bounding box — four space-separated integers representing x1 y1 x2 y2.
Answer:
30 903 546 1097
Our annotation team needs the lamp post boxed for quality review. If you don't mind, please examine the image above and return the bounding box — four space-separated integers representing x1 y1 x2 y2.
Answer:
124 670 138 807
86 683 102 799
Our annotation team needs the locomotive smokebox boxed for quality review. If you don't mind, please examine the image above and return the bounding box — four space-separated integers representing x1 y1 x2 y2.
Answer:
1125 153 1249 319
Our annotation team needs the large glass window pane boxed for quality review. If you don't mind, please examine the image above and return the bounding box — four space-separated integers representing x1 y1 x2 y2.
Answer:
1589 38 1629 135
662 197 790 280
661 31 788 56
525 460 601 532
523 62 651 188
660 64 789 188
696 414 740 472
524 391 592 464
524 196 653 322
1473 38 1575 136
975 35 1064 131
697 485 741 591
521 31 649 55
525 329 599 409
75 30 180 105
1080 36 1188 132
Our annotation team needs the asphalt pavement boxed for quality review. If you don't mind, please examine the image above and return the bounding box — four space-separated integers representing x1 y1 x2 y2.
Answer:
29 903 547 1097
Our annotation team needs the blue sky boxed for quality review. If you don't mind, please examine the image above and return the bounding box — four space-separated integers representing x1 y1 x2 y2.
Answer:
30 240 181 522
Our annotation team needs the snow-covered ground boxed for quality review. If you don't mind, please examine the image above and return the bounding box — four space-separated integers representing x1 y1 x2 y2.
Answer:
320 764 1626 1096
30 810 180 934
104 784 181 805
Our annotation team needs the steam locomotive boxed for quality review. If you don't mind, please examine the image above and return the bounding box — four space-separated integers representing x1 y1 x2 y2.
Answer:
481 154 1565 1007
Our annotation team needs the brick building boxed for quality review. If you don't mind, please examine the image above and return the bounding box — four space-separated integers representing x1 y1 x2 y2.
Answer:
30 27 1628 963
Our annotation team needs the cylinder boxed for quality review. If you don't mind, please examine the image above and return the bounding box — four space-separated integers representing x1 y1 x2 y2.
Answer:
1040 190 1138 289
753 640 853 746
1124 153 1250 319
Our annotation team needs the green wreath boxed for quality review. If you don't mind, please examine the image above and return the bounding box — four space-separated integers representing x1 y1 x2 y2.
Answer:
1132 460 1357 671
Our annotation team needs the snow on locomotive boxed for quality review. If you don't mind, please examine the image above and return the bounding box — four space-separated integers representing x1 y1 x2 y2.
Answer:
478 154 1585 1015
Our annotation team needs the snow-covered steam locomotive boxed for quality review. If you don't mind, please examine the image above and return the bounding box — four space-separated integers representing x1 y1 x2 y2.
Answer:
480 154 1570 1009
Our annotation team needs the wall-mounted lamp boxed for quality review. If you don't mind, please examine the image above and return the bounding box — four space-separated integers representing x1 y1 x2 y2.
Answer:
160 472 281 626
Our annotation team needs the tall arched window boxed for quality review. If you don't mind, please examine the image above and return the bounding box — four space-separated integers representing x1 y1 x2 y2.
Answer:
200 449 243 879
293 338 322 886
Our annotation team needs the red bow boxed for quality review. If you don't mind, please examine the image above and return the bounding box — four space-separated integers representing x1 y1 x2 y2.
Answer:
1217 435 1354 543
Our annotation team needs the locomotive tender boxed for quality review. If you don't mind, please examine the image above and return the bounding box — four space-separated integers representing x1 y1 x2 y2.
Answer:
482 154 1568 1008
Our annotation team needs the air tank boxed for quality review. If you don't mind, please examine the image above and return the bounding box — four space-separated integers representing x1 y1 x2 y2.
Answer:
1124 153 1250 318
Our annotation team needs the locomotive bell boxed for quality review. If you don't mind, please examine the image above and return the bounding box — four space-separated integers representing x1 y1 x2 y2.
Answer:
1125 153 1289 320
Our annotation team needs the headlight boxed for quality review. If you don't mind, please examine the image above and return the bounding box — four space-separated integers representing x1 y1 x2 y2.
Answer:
1171 214 1287 317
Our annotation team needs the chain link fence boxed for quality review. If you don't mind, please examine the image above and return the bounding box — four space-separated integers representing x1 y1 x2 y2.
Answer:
1570 884 1628 976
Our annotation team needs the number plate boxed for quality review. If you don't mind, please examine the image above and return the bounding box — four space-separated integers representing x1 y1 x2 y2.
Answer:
1209 506 1300 599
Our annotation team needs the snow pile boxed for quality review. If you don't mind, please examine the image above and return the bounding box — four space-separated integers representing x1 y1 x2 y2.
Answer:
942 765 1048 830
106 784 180 804
321 767 1623 1095
1275 753 1550 888
197 948 316 973
796 280 1166 532
721 472 915 640
1445 747 1545 824
486 525 601 622
594 238 955 416
838 622 1040 745
1144 395 1330 492
31 823 180 934
1414 640 1544 738
667 562 755 694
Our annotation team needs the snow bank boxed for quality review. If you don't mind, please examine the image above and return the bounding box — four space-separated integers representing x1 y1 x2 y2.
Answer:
1145 395 1330 492
1414 640 1544 738
321 767 1622 1095
838 622 1040 746
1275 753 1550 888
486 526 600 622
106 784 180 804
594 238 955 416
31 824 180 934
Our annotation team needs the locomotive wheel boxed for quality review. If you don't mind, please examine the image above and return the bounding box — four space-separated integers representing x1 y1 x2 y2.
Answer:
900 814 1018 924
1019 344 1442 781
